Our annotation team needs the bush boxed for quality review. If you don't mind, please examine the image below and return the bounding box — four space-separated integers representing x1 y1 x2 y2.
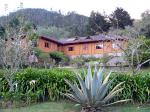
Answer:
0 68 75 103
49 51 69 66
110 72 150 103
0 68 150 104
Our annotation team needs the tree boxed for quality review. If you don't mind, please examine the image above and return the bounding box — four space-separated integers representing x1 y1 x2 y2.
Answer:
110 7 133 29
49 51 68 66
0 17 36 92
8 17 20 29
87 11 111 35
141 24 150 37
64 12 88 36
138 10 150 38
109 26 139 38
115 37 150 74
0 36 30 92
0 26 5 38
37 26 71 39
0 8 89 37
35 48 51 68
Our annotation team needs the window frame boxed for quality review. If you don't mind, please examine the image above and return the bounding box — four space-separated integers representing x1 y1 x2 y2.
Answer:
68 46 74 51
96 43 103 49
44 42 49 48
112 43 119 49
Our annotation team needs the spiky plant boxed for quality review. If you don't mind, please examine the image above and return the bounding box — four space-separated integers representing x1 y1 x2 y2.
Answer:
64 66 130 112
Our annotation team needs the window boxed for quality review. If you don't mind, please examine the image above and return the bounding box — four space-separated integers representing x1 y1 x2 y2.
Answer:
96 43 103 49
68 47 74 51
45 42 49 48
83 44 88 50
112 43 119 49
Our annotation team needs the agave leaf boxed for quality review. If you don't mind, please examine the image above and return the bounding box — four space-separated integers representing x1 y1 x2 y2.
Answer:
74 104 81 107
76 75 89 102
86 87 92 105
99 78 115 101
95 68 104 98
91 69 98 104
108 81 125 96
64 65 129 109
103 88 124 103
95 82 108 100
103 99 131 106
97 68 104 85
103 71 112 84
65 93 80 103
94 65 98 76
95 71 113 100
64 79 86 103
85 65 92 89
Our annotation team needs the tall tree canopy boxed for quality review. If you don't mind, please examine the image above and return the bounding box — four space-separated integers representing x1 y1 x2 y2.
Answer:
87 11 110 35
0 26 5 38
0 8 88 37
139 10 150 38
110 7 133 29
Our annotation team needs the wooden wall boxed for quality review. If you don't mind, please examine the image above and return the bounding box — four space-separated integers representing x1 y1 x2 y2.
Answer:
62 41 125 57
37 38 127 57
37 38 58 52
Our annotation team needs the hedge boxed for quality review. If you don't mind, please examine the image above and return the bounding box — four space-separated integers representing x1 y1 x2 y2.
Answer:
111 72 150 103
0 68 150 104
0 68 75 103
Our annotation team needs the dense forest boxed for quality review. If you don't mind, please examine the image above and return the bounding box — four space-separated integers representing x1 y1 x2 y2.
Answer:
0 8 89 38
0 8 150 39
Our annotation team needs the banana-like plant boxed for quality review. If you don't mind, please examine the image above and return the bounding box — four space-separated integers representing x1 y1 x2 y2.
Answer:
64 65 130 112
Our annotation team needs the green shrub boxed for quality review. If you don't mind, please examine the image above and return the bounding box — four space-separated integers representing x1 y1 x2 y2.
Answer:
110 72 150 103
0 68 150 104
49 51 69 65
0 68 75 103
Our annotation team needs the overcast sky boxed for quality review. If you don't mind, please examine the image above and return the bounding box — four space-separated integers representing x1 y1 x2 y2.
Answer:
0 0 150 19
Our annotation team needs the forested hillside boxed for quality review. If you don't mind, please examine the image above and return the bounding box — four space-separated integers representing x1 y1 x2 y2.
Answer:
1 7 149 39
0 8 88 38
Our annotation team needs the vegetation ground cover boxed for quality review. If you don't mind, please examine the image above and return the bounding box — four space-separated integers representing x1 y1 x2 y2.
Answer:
1 102 150 112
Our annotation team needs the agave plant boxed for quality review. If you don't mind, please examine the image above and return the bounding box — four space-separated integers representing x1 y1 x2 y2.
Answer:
64 65 130 112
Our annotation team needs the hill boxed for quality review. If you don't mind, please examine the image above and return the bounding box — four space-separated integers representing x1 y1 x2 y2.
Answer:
0 8 89 37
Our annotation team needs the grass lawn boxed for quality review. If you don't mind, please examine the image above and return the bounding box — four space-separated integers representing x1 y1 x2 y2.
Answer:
1 101 79 112
1 102 150 112
108 105 150 112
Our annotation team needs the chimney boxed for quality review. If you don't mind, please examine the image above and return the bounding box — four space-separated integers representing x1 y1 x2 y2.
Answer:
86 36 91 39
74 36 79 41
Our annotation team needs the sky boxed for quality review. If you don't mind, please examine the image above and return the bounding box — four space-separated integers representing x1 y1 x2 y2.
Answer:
0 0 150 19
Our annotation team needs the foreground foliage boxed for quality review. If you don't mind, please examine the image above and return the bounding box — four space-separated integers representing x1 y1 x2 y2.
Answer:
0 68 150 106
112 72 150 103
0 68 75 105
65 66 130 112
